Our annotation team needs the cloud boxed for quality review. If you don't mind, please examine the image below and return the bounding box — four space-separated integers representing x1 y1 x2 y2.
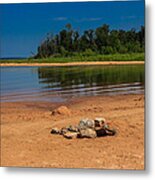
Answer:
53 17 67 21
77 17 103 22
87 17 103 21
121 16 137 20
52 17 103 23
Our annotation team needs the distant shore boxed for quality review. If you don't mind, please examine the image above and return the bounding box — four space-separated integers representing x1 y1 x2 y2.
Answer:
0 61 144 67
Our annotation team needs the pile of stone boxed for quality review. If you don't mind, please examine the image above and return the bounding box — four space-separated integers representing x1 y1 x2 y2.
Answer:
51 117 116 139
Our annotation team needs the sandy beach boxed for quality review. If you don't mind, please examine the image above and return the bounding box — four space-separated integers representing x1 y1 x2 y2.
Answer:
0 61 144 67
1 94 144 169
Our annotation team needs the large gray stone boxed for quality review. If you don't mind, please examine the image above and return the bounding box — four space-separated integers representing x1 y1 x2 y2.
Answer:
78 119 95 130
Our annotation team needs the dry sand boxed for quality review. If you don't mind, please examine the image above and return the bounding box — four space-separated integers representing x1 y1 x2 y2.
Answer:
0 94 144 169
0 61 144 67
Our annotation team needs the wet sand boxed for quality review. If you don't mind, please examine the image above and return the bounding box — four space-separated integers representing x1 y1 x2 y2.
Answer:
1 94 144 169
0 61 144 67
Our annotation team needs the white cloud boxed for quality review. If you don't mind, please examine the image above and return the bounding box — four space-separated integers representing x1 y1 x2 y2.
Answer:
53 17 67 21
121 15 137 20
77 17 103 22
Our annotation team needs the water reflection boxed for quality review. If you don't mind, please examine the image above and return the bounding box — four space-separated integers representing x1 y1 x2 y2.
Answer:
38 65 144 94
1 65 144 102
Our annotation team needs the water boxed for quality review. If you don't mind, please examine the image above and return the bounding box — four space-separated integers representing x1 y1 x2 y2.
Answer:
1 65 144 102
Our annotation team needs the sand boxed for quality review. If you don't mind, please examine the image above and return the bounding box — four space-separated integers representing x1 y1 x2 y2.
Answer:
0 94 144 169
0 61 144 67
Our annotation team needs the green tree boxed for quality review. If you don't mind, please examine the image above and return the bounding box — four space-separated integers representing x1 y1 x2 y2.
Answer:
35 23 145 59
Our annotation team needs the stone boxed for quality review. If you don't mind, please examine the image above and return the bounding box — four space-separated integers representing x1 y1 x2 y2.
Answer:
94 117 106 128
78 119 95 130
79 128 97 138
50 128 60 134
96 128 107 137
51 106 71 116
63 132 78 139
105 127 116 136
60 127 68 135
50 117 116 139
67 125 79 132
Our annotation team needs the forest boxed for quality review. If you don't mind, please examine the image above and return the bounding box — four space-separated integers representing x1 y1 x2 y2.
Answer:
34 23 145 59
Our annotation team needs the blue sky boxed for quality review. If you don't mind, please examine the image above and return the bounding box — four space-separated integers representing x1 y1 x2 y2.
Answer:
0 1 144 58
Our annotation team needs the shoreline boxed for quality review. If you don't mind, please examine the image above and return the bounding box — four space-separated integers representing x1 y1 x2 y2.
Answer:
1 94 144 169
0 61 144 67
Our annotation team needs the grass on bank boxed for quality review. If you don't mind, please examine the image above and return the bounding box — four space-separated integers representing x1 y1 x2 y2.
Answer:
0 53 144 64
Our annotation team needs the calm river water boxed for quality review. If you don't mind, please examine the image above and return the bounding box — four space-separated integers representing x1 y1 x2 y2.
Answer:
1 65 144 102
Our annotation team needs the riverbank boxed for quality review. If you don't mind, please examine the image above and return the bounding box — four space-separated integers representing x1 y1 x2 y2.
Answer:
0 61 144 67
0 53 144 65
1 94 144 169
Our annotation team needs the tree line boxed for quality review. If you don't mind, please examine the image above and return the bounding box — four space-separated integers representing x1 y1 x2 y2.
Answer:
34 23 145 58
